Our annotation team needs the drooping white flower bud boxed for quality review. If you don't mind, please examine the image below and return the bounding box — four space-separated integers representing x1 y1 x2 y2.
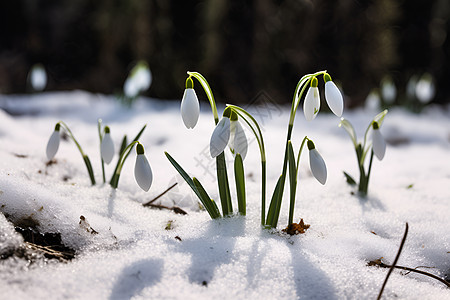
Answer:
101 126 115 164
134 143 153 192
307 140 327 185
324 74 343 117
372 122 386 160
303 77 320 121
210 117 231 158
229 120 248 160
46 124 61 160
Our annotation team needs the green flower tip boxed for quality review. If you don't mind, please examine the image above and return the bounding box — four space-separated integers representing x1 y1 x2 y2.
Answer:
310 77 318 88
223 107 232 118
136 143 145 155
230 110 238 121
324 73 332 83
54 123 61 131
372 121 380 130
104 126 110 134
307 140 315 150
185 77 194 89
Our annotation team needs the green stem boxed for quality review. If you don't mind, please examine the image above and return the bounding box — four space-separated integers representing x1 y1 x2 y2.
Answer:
58 121 96 185
110 141 139 189
187 71 219 124
98 119 106 183
364 150 375 195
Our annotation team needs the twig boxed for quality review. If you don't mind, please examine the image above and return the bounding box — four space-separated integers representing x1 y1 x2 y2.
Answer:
375 262 450 288
143 182 178 206
377 222 409 300
143 203 187 215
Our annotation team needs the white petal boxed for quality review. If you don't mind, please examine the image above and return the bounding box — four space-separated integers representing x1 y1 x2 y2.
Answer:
309 148 327 185
210 117 231 158
46 130 60 160
372 129 386 160
134 154 153 192
232 122 248 160
180 88 200 129
325 81 343 117
101 133 115 164
303 87 320 121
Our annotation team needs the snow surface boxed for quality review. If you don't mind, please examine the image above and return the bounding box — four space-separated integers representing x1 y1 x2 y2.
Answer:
0 91 449 299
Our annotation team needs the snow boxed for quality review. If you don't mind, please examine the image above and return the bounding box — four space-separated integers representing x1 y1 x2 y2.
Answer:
0 90 449 299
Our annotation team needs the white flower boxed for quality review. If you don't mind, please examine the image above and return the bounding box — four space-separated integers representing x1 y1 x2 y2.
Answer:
308 141 327 185
46 125 60 160
134 143 153 192
415 74 435 104
303 86 320 121
372 124 386 160
229 120 248 160
180 88 200 129
210 117 231 158
324 81 343 117
124 61 151 98
30 64 47 91
381 76 397 104
101 128 115 164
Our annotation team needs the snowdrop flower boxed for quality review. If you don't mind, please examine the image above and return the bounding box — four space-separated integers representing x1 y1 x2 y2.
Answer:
210 116 231 158
324 74 343 117
134 143 153 192
228 116 248 160
381 76 397 104
307 140 327 185
415 73 435 104
181 77 200 129
303 77 320 121
46 124 61 160
29 63 47 91
100 126 115 164
372 122 386 160
124 61 151 98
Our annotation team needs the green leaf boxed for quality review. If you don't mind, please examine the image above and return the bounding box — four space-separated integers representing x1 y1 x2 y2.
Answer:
109 125 146 187
373 109 389 126
165 152 220 219
339 118 358 147
234 153 246 216
132 124 147 142
216 152 232 216
287 141 297 225
83 155 96 185
119 135 128 156
343 171 357 186
193 177 221 219
266 175 283 228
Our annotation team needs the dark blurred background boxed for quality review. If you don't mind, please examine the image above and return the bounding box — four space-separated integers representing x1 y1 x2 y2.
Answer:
1 0 449 106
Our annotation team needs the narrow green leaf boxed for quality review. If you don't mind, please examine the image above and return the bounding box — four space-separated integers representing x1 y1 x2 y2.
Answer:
83 155 96 185
343 171 357 186
234 153 246 216
119 135 128 156
165 152 220 219
373 109 389 126
287 141 297 225
339 118 358 148
132 124 147 142
193 177 221 219
266 175 283 227
216 152 232 216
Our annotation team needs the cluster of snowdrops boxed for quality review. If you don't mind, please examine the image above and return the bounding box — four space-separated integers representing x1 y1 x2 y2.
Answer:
46 70 388 229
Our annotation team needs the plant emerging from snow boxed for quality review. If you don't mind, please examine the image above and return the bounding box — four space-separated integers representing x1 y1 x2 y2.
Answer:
46 121 151 191
339 109 388 196
167 71 344 229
